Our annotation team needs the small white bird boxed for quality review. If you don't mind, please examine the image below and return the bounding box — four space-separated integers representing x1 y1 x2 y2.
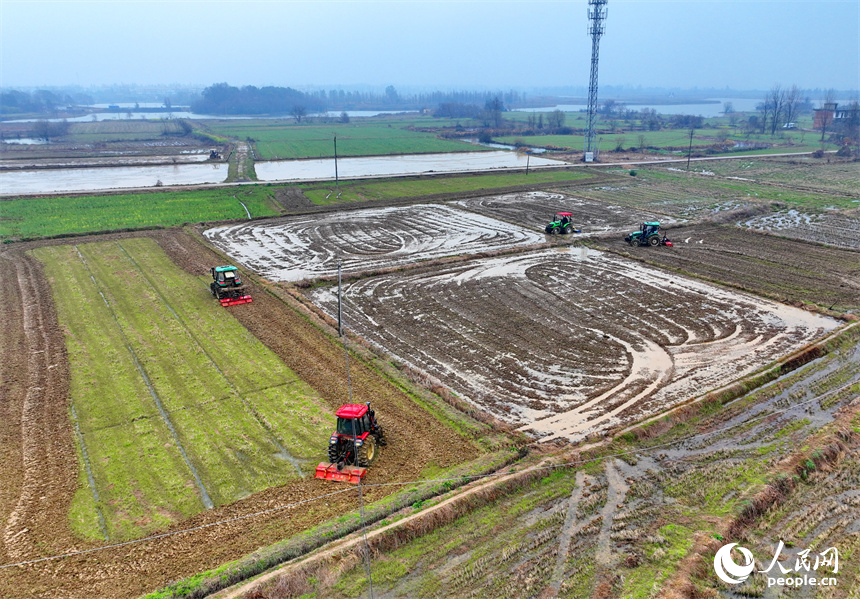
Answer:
683 237 691 243
697 239 703 244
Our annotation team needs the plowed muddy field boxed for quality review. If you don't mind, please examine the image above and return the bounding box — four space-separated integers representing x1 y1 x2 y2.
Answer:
204 204 545 282
602 224 860 313
308 247 840 441
742 208 860 250
0 230 478 599
455 190 679 233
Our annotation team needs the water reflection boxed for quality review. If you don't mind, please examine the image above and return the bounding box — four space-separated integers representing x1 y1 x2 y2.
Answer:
255 151 563 181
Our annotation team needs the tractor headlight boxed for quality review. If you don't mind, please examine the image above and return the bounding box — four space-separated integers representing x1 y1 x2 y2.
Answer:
354 439 363 447
329 435 338 444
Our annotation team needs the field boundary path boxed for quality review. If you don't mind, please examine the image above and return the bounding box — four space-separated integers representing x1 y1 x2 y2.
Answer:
0 250 77 564
210 456 561 599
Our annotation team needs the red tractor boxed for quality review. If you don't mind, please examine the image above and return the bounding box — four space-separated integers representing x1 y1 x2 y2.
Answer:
315 403 386 484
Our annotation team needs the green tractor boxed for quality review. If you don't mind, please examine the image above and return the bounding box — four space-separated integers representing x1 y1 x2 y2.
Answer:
545 212 581 235
210 265 253 306
624 222 673 247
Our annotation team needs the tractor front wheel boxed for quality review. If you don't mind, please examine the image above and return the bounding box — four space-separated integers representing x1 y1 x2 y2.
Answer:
357 435 378 467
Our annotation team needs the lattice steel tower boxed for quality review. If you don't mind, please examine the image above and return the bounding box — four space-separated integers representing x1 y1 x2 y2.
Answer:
584 0 608 162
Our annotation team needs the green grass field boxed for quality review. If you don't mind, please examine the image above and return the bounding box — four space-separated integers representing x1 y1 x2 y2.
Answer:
0 187 280 241
205 118 483 160
34 238 331 541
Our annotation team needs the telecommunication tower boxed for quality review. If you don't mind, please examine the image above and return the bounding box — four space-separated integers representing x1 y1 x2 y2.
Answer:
584 0 608 162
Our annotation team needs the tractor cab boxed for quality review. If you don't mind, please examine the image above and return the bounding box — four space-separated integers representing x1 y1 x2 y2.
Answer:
211 266 242 288
625 222 673 247
335 404 374 436
315 403 386 484
545 212 581 235
641 222 659 238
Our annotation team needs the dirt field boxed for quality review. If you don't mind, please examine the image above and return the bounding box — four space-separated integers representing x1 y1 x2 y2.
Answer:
0 230 479 599
454 190 679 234
741 208 860 249
203 204 545 282
599 224 860 313
308 247 839 441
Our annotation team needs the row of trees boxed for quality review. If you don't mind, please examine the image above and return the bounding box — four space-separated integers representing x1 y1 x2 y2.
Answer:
188 84 531 117
0 89 94 115
190 83 326 116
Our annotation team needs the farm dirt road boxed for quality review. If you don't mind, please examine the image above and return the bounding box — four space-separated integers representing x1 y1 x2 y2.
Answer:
0 230 478 599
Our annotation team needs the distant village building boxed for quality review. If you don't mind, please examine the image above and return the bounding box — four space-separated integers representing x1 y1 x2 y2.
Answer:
814 102 859 129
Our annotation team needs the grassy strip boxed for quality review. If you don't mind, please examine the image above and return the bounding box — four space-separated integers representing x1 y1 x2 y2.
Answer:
33 239 332 540
298 170 595 205
0 187 280 241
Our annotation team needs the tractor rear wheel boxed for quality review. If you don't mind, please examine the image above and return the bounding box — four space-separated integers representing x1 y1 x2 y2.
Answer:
356 435 378 467
328 441 341 464
564 224 573 234
648 235 660 246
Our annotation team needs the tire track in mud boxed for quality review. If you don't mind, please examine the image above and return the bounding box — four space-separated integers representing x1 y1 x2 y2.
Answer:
204 204 545 282
311 247 839 441
545 470 588 597
455 189 679 235
2 252 76 563
594 460 629 568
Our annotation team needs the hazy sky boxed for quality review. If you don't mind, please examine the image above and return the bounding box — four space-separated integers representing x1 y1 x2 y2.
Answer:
1 0 858 92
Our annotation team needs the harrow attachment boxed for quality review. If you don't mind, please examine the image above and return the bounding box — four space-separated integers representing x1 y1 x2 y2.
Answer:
314 462 367 484
219 294 253 307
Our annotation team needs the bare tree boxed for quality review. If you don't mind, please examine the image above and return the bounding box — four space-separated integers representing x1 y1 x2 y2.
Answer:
765 84 786 135
782 85 802 128
819 88 836 141
637 134 647 150
290 105 307 123
547 109 565 131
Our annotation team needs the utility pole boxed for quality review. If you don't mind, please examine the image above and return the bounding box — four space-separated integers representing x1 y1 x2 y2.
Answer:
686 128 694 171
337 261 343 337
584 0 608 163
333 135 339 185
